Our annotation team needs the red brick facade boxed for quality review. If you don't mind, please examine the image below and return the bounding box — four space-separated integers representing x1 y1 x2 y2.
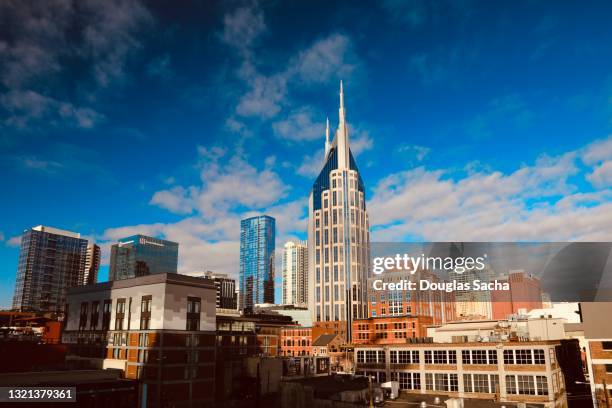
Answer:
352 315 434 344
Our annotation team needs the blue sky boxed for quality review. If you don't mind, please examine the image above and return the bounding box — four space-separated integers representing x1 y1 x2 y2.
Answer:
1 0 612 307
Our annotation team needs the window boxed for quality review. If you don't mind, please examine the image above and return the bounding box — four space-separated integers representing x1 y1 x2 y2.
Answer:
606 364 612 374
140 295 152 330
464 374 499 394
398 372 420 390
516 349 532 364
424 350 432 364
138 348 149 363
90 301 99 330
462 349 497 365
115 298 126 330
504 349 545 365
488 349 498 364
432 350 456 364
428 373 458 391
357 351 365 363
102 299 112 330
506 375 548 396
535 376 548 395
186 297 201 331
79 302 88 331
365 350 377 363
602 341 612 350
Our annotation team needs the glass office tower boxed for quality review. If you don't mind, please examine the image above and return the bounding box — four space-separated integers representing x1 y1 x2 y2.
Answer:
12 225 88 313
109 235 178 281
239 215 275 310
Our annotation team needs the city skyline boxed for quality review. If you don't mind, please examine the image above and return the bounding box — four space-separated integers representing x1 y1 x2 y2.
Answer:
3 1 612 308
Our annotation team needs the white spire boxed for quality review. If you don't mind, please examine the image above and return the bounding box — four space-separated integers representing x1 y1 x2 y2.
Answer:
336 80 349 169
339 80 345 125
324 117 330 156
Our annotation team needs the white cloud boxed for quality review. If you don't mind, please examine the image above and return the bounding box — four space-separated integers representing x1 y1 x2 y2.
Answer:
587 161 612 188
219 4 358 124
398 144 430 161
220 5 266 54
6 235 21 247
150 186 196 215
272 107 325 141
297 150 325 177
290 34 355 84
582 136 612 188
0 0 152 130
0 90 105 130
350 129 374 155
369 144 611 242
235 73 287 118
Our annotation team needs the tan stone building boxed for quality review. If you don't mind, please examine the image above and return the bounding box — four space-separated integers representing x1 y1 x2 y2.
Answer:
308 82 370 342
354 341 568 407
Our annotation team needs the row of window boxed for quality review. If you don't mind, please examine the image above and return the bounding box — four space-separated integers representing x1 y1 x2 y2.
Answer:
368 372 549 396
282 339 310 347
390 350 420 364
462 349 498 365
503 349 546 365
76 296 201 331
357 348 548 366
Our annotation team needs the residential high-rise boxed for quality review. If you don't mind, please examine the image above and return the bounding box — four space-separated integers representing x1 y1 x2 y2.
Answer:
282 240 308 307
239 215 275 310
12 225 88 313
308 82 370 341
109 234 178 281
82 243 101 285
62 273 216 407
201 270 238 310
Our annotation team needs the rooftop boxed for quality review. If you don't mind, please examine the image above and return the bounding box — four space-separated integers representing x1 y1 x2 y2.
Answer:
66 272 215 295
312 333 337 346
354 339 562 348
31 225 81 239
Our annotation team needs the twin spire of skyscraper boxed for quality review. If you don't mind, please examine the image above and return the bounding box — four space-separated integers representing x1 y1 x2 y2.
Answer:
324 81 350 169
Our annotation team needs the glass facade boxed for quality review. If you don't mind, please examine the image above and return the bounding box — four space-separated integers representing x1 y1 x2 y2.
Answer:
109 235 178 281
240 215 275 310
12 226 88 313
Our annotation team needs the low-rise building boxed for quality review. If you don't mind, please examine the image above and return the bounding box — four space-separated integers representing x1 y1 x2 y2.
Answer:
582 302 612 407
281 326 312 356
353 315 434 344
427 317 566 343
62 273 216 408
367 270 456 324
354 341 569 407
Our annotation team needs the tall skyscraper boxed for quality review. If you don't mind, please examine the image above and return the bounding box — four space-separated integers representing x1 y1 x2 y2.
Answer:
109 234 178 281
82 243 101 285
308 82 370 341
282 240 308 307
12 225 88 313
239 215 275 310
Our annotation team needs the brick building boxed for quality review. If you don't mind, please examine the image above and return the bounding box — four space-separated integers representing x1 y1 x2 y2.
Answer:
352 315 434 344
367 270 455 324
491 270 543 319
215 311 294 401
582 302 612 407
62 273 216 408
280 326 312 356
354 341 568 407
